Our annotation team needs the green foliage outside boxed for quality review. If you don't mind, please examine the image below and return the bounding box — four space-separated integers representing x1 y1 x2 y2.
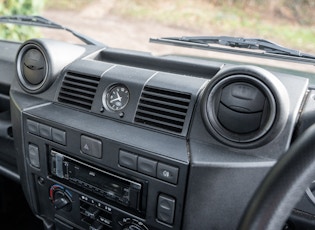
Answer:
0 0 45 41
0 0 314 53
45 0 91 11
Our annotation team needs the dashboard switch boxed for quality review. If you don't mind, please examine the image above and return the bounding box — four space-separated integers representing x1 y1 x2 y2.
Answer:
138 157 157 177
52 128 66 145
81 135 102 158
157 194 176 225
157 163 179 184
119 150 138 170
39 123 52 140
26 119 39 135
28 144 40 168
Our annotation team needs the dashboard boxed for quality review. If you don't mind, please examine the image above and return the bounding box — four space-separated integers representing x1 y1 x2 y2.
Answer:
1 37 315 229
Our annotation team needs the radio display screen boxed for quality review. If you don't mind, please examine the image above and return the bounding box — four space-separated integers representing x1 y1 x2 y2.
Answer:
69 163 130 199
49 150 143 211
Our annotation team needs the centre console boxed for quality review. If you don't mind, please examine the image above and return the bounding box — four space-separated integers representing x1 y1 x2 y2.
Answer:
17 104 190 230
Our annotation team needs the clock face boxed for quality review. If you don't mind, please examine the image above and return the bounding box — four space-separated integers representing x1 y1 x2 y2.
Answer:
103 84 130 111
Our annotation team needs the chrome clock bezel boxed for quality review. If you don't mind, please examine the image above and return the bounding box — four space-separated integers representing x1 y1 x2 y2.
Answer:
102 84 130 111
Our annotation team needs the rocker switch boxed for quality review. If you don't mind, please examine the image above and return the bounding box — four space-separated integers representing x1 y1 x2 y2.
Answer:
157 194 176 225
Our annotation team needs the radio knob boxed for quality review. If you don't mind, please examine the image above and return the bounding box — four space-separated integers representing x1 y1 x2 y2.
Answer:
53 190 72 211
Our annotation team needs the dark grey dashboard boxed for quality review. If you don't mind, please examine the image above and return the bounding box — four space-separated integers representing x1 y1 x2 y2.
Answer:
1 38 315 229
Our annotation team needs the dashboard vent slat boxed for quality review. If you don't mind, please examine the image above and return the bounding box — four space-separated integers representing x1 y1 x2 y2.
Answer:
139 97 189 112
137 104 187 118
142 91 191 104
62 81 98 92
58 72 100 110
135 86 191 134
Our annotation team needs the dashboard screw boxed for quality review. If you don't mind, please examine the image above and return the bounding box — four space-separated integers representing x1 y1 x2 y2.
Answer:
119 112 124 118
100 107 105 113
38 177 45 185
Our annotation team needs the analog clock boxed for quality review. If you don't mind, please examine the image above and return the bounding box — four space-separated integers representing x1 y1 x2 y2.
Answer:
103 84 130 111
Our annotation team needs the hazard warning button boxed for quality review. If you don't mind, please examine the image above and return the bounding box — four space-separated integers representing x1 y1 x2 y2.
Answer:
80 135 102 158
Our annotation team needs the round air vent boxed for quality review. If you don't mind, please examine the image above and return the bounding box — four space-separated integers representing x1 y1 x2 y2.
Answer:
16 39 86 94
202 65 289 148
22 48 46 85
16 42 49 93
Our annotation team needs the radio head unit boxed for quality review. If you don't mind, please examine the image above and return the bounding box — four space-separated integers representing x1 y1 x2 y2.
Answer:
49 150 147 215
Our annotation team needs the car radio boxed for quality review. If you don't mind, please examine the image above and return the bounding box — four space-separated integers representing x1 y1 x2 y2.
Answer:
49 150 146 215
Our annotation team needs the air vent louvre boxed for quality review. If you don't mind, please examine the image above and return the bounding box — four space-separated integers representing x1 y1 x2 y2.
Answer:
58 72 100 110
135 86 191 133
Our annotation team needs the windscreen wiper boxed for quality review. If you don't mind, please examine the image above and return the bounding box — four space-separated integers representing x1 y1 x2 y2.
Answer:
150 36 315 63
0 15 104 46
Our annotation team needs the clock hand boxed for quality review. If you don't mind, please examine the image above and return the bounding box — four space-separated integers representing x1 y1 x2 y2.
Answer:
116 92 122 101
110 97 121 103
110 92 123 103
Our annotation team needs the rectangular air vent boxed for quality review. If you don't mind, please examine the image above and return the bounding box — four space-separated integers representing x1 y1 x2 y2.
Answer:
135 86 191 134
58 72 100 110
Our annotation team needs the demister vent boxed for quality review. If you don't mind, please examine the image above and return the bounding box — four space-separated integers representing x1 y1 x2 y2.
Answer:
135 86 191 134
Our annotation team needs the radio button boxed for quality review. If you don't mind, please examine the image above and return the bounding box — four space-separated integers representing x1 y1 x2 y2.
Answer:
104 206 112 213
80 195 88 201
84 206 100 220
138 157 157 177
96 202 104 209
119 150 138 171
81 135 102 159
98 215 112 226
157 163 179 184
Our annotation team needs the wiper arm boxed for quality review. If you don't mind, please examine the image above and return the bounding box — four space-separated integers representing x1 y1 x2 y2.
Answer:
0 15 104 46
150 36 315 61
